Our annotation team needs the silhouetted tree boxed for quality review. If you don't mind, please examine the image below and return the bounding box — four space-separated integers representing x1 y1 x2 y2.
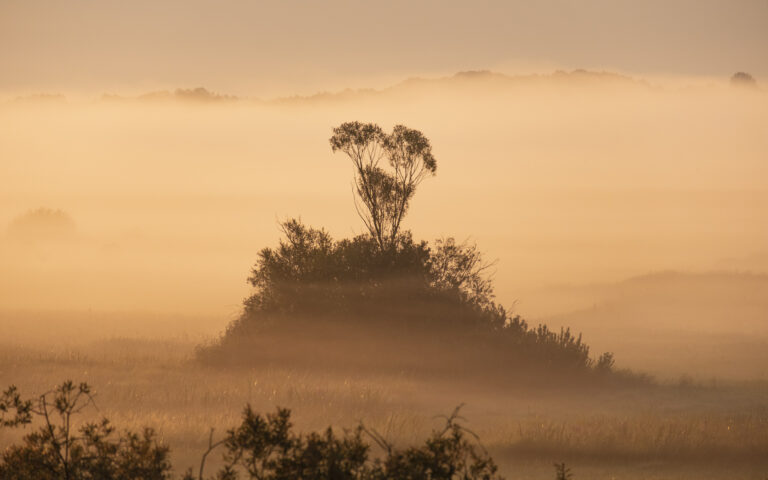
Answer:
242 219 431 316
207 405 501 480
553 462 573 480
595 352 615 373
0 385 32 428
330 122 436 251
0 381 171 480
7 207 76 242
6 382 508 480
730 72 756 87
429 238 496 310
199 122 622 379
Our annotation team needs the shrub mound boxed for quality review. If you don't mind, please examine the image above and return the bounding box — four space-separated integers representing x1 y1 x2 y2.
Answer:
198 220 615 382
200 121 620 382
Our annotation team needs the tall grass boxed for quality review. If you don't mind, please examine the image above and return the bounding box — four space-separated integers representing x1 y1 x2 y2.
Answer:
2 339 768 478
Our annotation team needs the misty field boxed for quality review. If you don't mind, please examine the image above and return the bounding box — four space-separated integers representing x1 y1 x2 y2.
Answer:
3 1 768 478
2 71 767 479
2 311 768 479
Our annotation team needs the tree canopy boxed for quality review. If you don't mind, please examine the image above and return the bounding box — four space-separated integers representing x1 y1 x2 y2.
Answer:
330 122 436 252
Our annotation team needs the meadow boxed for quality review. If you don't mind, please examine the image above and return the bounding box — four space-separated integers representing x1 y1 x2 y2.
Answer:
2 310 767 479
2 74 767 479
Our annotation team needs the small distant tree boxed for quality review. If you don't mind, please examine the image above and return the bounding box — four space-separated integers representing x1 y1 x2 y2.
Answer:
595 352 615 373
553 462 573 480
330 122 437 252
730 72 756 87
7 207 76 242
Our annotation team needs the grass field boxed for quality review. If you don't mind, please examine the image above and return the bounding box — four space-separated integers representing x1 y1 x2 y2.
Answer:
2 311 768 479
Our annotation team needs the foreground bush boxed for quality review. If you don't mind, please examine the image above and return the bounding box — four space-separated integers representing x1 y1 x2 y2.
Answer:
0 382 171 480
2 382 503 480
199 405 500 480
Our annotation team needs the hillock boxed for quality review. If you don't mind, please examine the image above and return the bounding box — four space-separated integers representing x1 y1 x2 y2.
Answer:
198 122 620 383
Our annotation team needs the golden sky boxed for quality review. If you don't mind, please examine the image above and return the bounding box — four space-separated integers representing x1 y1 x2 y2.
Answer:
2 0 767 96
1 0 766 320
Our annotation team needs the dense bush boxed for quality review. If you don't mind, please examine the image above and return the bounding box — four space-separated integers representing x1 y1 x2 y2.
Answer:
0 382 171 480
2 382 507 480
236 220 505 330
199 219 606 377
202 405 500 480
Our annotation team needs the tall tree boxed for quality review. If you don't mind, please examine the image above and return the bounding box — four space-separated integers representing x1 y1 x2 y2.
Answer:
330 122 436 251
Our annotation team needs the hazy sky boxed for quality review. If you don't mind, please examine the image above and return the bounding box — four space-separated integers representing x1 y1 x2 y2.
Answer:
2 0 767 97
